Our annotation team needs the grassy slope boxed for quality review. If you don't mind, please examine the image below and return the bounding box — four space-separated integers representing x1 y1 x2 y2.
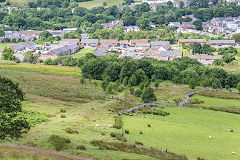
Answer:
1 0 35 7
0 66 156 160
123 107 240 160
78 0 124 9
192 94 240 108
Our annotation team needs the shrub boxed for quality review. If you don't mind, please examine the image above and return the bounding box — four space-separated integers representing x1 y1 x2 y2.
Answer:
135 141 143 146
125 129 129 134
135 89 142 97
110 132 116 138
139 131 143 134
65 128 79 134
76 145 86 150
48 135 71 151
61 114 66 118
60 109 66 113
148 124 151 127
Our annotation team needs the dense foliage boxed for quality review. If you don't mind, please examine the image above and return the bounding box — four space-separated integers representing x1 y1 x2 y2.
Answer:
44 53 240 90
0 76 30 139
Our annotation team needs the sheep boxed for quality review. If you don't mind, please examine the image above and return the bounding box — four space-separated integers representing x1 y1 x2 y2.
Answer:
96 124 101 127
232 152 236 155
209 136 212 140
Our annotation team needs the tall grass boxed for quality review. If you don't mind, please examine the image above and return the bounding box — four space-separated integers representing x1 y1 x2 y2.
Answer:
0 64 81 77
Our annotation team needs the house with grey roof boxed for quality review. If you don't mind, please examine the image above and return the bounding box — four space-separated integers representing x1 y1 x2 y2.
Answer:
187 55 222 65
124 26 140 33
208 40 236 46
81 39 99 47
103 20 124 29
150 41 170 47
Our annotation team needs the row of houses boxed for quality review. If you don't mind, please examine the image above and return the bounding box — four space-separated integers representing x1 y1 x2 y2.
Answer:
0 29 79 42
102 20 141 33
40 39 80 60
178 39 236 47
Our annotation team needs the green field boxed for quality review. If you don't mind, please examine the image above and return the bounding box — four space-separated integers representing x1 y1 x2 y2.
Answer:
78 0 124 9
0 0 34 7
191 94 240 108
71 48 95 58
1 63 240 160
123 107 240 160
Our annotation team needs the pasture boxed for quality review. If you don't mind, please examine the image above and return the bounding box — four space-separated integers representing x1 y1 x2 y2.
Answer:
123 107 240 160
78 0 124 9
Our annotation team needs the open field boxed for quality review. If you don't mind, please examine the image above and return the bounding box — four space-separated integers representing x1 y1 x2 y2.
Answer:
191 94 240 108
78 0 124 9
123 107 240 160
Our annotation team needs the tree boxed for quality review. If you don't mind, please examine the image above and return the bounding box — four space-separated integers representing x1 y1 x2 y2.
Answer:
193 19 203 30
189 78 197 89
237 82 240 92
74 7 87 17
1 47 17 61
39 31 53 41
154 82 159 90
0 76 30 139
233 33 240 43
124 0 134 5
179 1 184 9
0 29 5 37
141 87 157 103
23 51 40 64
128 75 137 86
80 77 85 87
192 42 202 54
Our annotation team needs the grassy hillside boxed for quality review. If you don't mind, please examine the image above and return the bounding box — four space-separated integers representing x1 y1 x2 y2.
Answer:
1 63 240 160
78 0 124 9
1 0 35 7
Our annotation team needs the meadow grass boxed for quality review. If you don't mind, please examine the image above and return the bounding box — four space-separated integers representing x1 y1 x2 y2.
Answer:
71 48 95 58
0 64 82 77
0 68 155 160
123 107 240 160
78 0 124 9
191 94 240 108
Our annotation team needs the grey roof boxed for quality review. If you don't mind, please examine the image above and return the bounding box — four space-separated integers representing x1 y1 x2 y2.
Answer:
93 50 104 56
81 39 99 44
208 40 236 44
60 46 69 52
53 48 62 55
150 41 170 46
67 44 78 49
159 51 182 56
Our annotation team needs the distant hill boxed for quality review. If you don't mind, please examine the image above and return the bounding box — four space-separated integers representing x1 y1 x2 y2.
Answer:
0 0 36 8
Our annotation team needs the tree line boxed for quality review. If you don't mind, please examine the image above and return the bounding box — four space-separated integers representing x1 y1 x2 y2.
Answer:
44 53 240 91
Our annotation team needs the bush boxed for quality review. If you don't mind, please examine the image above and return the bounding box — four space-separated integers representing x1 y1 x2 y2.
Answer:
135 89 142 97
60 109 66 113
148 124 151 127
48 135 71 151
110 132 116 138
76 145 86 150
65 127 79 134
125 129 129 134
135 141 143 146
139 131 143 134
61 114 66 118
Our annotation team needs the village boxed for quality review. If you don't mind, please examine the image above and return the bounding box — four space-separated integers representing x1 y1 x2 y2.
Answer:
1 28 237 66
